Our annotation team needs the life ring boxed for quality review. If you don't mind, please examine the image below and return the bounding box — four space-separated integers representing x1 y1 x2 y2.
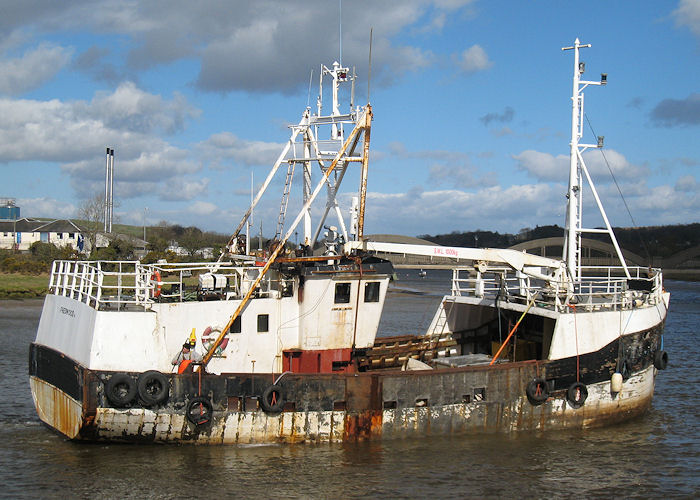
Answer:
186 396 213 425
201 326 228 357
150 271 162 298
526 377 549 406
105 373 137 407
260 384 285 414
566 381 588 409
137 370 170 406
654 350 668 370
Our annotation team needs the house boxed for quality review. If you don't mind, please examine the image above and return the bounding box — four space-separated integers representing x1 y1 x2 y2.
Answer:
0 218 85 252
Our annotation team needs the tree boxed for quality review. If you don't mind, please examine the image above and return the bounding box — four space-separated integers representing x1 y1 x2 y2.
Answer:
77 193 105 255
179 227 203 256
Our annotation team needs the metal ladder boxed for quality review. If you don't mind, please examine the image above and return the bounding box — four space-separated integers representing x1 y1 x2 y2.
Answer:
421 298 455 360
275 161 296 240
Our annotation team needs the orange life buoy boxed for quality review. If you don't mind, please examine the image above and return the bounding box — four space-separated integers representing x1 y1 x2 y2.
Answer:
151 271 162 298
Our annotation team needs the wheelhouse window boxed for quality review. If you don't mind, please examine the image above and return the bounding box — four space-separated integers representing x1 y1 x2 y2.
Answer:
334 282 351 304
364 282 380 303
257 314 269 333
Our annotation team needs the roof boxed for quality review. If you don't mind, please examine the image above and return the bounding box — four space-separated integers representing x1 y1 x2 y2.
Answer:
34 219 84 233
0 218 84 233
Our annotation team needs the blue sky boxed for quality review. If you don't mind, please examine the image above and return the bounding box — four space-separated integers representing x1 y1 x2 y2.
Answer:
1 0 699 237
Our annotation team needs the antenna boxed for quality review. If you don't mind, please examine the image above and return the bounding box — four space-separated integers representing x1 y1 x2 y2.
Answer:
350 65 356 110
339 0 342 67
306 69 314 108
367 28 373 103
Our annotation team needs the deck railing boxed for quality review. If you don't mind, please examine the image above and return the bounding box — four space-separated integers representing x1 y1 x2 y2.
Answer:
450 265 664 313
48 260 294 310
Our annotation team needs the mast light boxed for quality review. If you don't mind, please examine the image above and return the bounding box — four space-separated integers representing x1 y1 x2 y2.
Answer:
579 62 585 74
597 136 604 148
600 73 607 85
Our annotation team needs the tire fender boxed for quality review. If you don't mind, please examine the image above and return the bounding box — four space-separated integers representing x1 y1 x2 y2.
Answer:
260 384 285 414
105 373 137 407
654 350 668 370
186 396 213 426
566 381 588 409
525 377 549 406
137 370 170 406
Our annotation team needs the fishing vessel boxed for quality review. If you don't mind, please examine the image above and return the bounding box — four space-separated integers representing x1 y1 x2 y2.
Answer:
29 40 669 444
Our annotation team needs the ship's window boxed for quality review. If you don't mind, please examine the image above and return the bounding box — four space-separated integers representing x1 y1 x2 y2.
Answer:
364 282 380 302
334 282 351 303
257 314 269 333
474 388 486 402
231 316 241 334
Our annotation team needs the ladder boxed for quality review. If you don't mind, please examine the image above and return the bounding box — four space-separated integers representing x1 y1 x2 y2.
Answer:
275 162 296 240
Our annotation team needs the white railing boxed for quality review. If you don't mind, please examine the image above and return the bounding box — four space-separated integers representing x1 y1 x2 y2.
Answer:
48 260 295 310
450 265 664 313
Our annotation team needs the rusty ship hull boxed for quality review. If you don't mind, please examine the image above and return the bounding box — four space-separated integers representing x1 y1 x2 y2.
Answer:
29 322 664 444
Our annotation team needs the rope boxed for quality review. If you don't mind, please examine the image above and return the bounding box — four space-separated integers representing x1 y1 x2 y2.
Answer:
585 114 652 265
490 293 539 365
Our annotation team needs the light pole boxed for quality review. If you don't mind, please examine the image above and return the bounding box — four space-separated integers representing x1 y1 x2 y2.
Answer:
143 207 148 245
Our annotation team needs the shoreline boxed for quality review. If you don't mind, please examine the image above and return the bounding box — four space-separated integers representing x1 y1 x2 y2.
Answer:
1 266 698 301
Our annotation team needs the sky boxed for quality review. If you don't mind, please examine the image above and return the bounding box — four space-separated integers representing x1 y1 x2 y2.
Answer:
1 0 699 238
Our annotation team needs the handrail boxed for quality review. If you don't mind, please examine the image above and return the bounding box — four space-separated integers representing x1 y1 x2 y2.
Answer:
46 259 295 311
450 265 663 313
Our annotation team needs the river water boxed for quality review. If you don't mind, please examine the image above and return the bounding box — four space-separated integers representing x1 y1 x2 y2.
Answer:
1 273 698 499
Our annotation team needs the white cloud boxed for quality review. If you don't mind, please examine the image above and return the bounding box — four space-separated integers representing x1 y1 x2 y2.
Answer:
513 149 648 182
1 1 474 94
512 150 567 181
16 196 77 219
0 43 73 95
674 174 698 192
199 132 283 168
362 183 562 235
85 82 200 134
159 177 210 201
0 84 201 200
673 0 700 37
454 44 492 74
0 84 199 163
189 200 218 216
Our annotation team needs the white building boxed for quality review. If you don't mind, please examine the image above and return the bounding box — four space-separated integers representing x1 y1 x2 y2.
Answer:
0 218 85 252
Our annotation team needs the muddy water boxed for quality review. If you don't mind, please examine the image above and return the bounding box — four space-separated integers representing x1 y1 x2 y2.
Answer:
1 275 698 499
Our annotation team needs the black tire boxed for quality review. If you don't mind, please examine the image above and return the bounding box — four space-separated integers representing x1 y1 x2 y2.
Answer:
260 384 285 414
186 396 213 426
654 350 668 370
526 377 549 406
566 381 588 409
105 373 137 407
137 370 170 406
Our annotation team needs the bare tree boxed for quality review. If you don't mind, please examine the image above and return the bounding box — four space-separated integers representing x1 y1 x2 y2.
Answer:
77 193 105 255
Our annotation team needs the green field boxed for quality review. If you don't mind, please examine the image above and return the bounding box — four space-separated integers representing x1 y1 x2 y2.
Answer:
0 273 49 299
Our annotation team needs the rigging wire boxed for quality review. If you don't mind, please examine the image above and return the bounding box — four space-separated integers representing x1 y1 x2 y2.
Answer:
584 114 653 265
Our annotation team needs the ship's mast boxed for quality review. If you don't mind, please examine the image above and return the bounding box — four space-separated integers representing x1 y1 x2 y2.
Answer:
561 39 629 281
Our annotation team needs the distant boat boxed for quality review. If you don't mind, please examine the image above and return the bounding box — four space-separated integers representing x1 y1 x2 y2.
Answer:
30 41 669 445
